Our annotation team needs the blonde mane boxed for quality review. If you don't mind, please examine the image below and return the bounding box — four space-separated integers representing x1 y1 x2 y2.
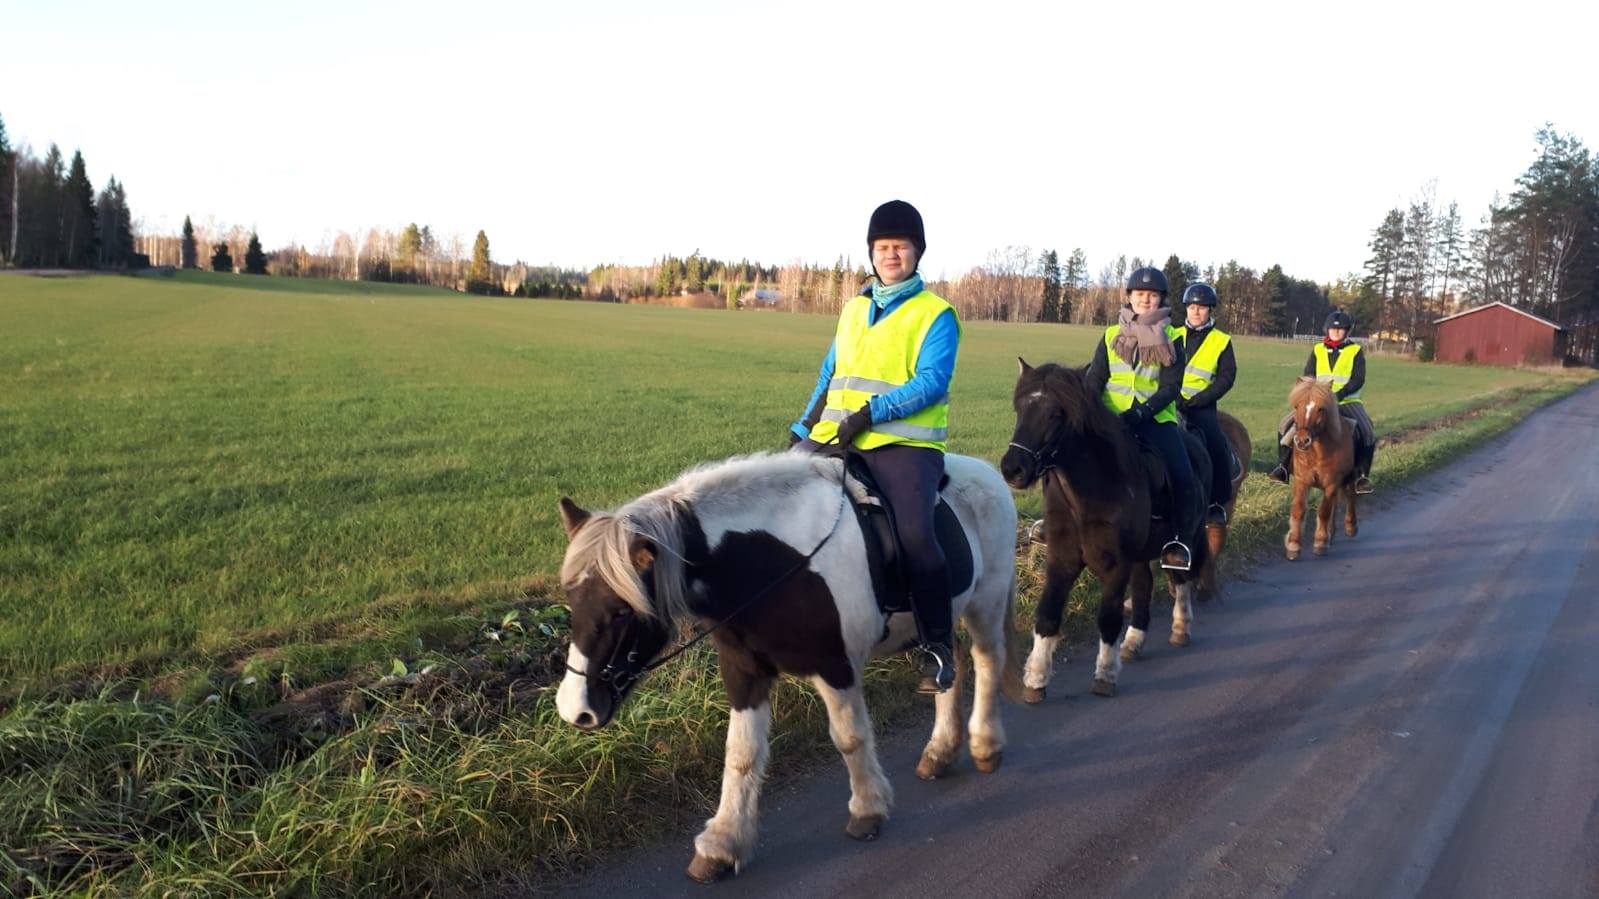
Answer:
1289 377 1345 439
560 452 841 623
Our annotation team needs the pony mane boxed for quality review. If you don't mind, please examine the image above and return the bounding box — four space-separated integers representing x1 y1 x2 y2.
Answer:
1019 362 1139 475
560 452 841 623
1289 376 1335 409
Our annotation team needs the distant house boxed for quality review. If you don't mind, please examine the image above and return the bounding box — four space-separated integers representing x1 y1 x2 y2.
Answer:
1433 302 1565 365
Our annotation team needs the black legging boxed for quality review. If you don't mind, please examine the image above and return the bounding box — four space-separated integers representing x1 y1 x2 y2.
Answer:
797 440 951 646
1128 415 1202 540
1185 405 1232 507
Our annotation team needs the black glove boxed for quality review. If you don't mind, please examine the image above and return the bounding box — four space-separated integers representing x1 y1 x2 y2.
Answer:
834 406 873 448
1121 404 1150 427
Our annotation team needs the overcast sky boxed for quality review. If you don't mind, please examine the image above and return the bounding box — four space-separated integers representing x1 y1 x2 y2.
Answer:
5 0 1597 283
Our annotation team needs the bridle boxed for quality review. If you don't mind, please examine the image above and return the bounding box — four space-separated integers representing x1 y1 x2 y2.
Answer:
566 462 851 706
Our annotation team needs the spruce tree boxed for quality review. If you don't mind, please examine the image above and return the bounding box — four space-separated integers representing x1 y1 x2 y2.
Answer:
467 230 493 293
211 241 233 272
64 150 97 267
1039 249 1061 322
243 231 268 274
180 216 197 269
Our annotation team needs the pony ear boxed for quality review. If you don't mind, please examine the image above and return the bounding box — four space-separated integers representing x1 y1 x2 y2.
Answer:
557 497 591 539
629 537 656 571
1017 356 1032 374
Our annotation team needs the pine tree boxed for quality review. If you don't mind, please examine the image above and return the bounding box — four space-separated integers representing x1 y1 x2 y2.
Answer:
243 231 268 274
467 230 493 293
396 223 422 282
1363 209 1405 340
64 150 97 267
1162 254 1188 312
0 112 12 265
1261 264 1290 335
1038 249 1061 322
180 215 197 269
1062 248 1088 323
94 178 133 267
211 241 233 272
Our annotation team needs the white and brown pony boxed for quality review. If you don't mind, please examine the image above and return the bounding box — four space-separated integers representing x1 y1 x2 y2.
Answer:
1285 376 1359 559
554 451 1024 882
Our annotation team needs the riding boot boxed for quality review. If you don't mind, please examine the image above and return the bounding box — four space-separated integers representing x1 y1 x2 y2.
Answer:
909 566 956 694
1354 441 1375 494
1268 441 1292 484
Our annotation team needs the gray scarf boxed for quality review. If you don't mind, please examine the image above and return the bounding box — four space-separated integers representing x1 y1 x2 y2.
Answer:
1113 305 1175 367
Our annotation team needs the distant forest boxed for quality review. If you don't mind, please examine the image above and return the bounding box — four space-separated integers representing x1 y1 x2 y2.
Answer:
2 112 1594 362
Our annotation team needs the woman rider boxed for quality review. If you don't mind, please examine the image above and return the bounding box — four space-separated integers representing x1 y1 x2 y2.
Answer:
790 200 961 695
1176 283 1237 525
1268 309 1376 494
1085 266 1203 571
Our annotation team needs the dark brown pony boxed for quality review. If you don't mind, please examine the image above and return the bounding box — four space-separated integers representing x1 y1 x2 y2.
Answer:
1197 412 1252 602
1001 360 1240 700
1285 376 1358 559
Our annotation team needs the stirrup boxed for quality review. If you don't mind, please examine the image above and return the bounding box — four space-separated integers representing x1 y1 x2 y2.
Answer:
1268 465 1289 484
1354 475 1375 495
1160 539 1193 572
916 643 956 694
1206 503 1228 526
1027 519 1047 546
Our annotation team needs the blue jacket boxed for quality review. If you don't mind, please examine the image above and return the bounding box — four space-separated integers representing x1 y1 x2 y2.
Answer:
790 289 960 440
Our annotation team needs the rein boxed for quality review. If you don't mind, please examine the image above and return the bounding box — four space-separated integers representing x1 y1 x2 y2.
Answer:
1008 438 1058 474
567 459 852 701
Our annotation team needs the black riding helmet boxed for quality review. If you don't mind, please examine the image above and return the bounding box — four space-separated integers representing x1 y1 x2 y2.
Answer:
1325 309 1354 332
1181 283 1218 307
1126 266 1169 298
867 200 926 254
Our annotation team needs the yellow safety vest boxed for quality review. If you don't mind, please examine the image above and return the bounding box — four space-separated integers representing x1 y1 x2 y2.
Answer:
1102 324 1180 425
1181 327 1232 400
809 291 959 451
1313 342 1363 405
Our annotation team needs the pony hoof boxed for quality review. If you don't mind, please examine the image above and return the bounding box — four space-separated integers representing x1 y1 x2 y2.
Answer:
915 752 953 781
1119 644 1141 662
1170 631 1191 647
1345 525 1358 538
1285 548 1300 561
1313 544 1328 557
845 814 885 841
686 853 735 883
1091 678 1116 697
973 752 1003 774
1022 686 1047 704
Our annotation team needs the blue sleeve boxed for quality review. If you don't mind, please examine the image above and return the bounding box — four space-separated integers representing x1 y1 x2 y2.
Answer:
791 341 836 439
866 309 959 423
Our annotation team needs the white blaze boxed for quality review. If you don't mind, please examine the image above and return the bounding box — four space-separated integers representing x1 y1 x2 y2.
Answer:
556 644 595 724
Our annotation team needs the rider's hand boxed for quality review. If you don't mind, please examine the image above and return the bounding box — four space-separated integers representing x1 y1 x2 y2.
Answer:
1121 404 1150 427
834 406 873 448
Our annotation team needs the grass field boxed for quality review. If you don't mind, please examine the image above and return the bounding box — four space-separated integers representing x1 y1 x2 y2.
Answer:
0 271 1591 896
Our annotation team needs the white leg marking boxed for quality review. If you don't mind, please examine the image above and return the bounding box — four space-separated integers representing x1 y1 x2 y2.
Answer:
555 645 593 725
966 626 1007 762
813 678 892 818
1123 627 1147 657
1025 633 1061 690
1172 583 1194 636
1095 639 1122 684
693 702 773 869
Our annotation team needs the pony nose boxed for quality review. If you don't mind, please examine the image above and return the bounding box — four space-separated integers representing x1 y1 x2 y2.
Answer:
1000 452 1031 488
572 710 598 730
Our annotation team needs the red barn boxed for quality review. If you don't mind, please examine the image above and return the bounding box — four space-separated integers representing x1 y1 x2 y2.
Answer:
1433 302 1566 365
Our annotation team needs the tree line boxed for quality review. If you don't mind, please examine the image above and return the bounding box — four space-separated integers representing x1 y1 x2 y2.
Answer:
0 113 135 269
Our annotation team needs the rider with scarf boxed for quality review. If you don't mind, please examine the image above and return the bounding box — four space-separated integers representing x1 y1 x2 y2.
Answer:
1085 266 1203 571
791 200 962 695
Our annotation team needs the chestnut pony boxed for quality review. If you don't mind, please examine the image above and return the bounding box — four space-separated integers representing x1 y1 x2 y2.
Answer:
1284 376 1359 559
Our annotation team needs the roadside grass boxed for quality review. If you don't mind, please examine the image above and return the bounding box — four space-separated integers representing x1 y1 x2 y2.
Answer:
1 273 1592 896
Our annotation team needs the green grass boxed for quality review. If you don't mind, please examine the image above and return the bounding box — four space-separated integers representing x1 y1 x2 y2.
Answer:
0 272 1592 896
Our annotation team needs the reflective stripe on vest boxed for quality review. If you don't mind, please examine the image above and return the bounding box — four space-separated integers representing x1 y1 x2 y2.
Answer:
1314 342 1362 405
1102 325 1178 424
808 291 959 451
1180 328 1232 399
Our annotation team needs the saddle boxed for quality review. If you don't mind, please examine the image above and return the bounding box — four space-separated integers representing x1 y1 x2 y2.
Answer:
1183 419 1243 482
842 454 975 615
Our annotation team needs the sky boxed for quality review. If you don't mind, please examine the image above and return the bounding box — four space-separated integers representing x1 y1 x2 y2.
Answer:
5 0 1598 284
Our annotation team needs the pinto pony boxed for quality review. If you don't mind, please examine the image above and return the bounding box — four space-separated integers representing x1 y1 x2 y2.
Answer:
1000 361 1235 700
1284 376 1359 559
554 451 1024 882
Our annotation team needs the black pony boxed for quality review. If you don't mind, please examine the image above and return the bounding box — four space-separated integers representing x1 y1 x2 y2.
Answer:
1000 360 1216 699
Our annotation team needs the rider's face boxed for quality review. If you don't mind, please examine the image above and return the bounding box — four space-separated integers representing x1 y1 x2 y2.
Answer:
1327 326 1348 343
872 239 919 285
1128 290 1162 315
1186 304 1212 327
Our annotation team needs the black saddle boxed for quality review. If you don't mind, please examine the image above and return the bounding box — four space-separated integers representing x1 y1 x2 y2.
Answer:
843 454 974 615
1182 419 1242 481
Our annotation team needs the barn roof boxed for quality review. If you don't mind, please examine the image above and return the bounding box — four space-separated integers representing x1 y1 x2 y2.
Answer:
1434 301 1564 331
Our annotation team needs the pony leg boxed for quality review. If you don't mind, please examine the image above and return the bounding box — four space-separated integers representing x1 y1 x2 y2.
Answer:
1345 485 1359 537
1093 568 1133 696
916 637 966 781
1201 521 1227 602
1121 563 1154 661
811 675 894 840
959 595 1009 774
688 675 775 883
1285 478 1308 560
1024 548 1083 702
1314 487 1336 556
1170 579 1195 646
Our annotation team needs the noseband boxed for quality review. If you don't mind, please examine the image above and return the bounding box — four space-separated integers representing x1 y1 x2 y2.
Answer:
1008 438 1058 474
